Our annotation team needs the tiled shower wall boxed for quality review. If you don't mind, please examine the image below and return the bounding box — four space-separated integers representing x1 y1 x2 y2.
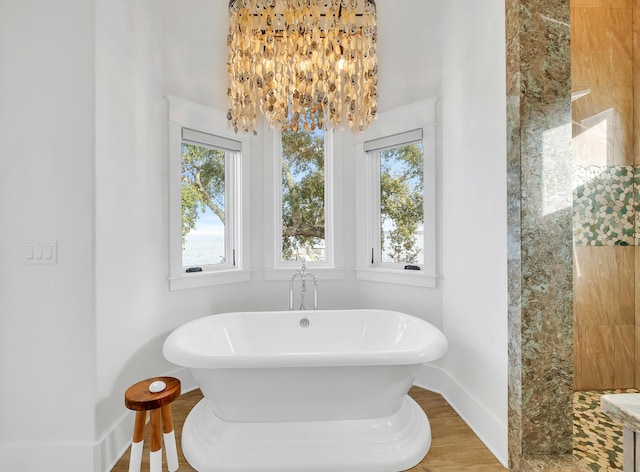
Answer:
572 0 637 391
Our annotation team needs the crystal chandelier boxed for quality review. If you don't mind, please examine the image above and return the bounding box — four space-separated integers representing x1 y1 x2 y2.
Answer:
226 0 377 134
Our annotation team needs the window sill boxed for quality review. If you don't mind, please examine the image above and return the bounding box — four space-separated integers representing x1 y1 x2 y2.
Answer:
262 267 346 281
169 269 252 291
355 267 437 288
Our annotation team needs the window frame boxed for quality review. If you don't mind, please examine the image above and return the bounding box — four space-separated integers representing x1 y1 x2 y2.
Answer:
262 122 345 281
355 98 438 288
368 131 425 270
167 96 251 290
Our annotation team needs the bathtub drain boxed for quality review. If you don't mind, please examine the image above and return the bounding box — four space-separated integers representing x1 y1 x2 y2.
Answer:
300 317 310 328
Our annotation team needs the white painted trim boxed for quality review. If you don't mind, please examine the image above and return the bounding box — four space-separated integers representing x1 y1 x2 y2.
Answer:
355 267 437 288
263 126 279 269
166 96 252 291
414 364 508 468
169 269 252 290
262 122 344 270
262 267 346 281
354 98 439 283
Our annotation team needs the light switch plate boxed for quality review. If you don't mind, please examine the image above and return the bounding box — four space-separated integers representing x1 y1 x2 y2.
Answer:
25 241 57 265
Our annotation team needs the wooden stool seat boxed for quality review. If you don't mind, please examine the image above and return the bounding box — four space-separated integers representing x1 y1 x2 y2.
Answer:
125 377 181 411
125 377 181 472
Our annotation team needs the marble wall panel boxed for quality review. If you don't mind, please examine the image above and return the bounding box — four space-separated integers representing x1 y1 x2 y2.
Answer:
635 3 640 168
574 324 634 390
636 325 640 389
614 249 635 325
513 0 573 458
572 7 611 87
572 87 614 165
572 3 634 171
613 0 633 8
613 86 634 165
574 325 636 390
574 246 635 325
615 325 635 387
635 247 640 325
571 0 611 6
635 31 640 83
635 167 640 245
574 325 615 389
612 8 634 86
574 0 627 7
635 26 640 180
570 86 632 167
506 0 523 464
635 85 640 164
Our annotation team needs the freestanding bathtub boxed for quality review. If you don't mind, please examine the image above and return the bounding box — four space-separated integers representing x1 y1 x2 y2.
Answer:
163 309 448 472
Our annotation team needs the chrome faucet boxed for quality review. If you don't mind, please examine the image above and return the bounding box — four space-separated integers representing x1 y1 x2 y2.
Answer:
289 260 318 310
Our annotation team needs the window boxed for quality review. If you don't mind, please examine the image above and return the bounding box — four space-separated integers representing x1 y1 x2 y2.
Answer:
262 120 345 280
180 129 238 270
280 124 327 262
168 97 250 290
368 132 425 268
355 99 437 288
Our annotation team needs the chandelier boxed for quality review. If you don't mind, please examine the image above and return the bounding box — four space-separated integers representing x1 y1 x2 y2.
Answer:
226 0 377 134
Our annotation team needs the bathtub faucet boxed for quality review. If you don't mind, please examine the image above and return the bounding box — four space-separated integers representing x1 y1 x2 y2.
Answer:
289 260 318 310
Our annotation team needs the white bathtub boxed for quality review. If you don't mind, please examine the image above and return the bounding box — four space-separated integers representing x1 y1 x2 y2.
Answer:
163 309 448 472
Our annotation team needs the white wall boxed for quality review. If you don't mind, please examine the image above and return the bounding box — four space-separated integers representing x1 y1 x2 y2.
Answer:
0 0 97 469
350 0 446 327
94 0 171 465
437 0 509 465
375 1 444 111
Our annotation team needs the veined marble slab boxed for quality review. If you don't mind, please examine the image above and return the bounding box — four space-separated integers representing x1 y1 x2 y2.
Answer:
601 394 640 432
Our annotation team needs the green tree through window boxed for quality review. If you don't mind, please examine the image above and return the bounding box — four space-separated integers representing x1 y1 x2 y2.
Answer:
179 131 425 267
380 143 424 264
181 143 226 265
281 127 325 261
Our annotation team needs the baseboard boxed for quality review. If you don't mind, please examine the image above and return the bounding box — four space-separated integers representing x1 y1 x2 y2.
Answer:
0 441 97 472
98 368 198 472
414 363 509 468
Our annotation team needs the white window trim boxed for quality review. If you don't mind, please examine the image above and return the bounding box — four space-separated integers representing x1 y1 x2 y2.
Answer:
167 96 252 290
354 98 438 288
262 122 345 280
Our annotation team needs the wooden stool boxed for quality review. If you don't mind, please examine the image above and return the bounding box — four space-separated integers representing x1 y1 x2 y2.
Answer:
125 377 181 472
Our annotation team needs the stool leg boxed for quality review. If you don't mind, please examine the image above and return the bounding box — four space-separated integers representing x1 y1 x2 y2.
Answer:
161 404 179 472
149 409 162 472
128 411 146 472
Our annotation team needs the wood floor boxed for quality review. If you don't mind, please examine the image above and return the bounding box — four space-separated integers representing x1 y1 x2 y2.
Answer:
111 386 507 472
